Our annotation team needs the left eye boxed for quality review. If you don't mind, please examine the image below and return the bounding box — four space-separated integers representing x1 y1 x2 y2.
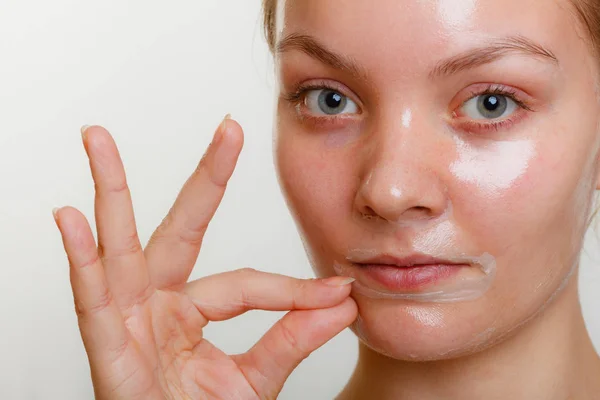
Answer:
305 89 359 116
461 94 518 120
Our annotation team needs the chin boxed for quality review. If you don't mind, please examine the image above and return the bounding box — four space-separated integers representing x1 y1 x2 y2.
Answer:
348 293 505 361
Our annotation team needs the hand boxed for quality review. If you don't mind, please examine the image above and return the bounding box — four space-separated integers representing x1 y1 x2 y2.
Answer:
53 118 358 400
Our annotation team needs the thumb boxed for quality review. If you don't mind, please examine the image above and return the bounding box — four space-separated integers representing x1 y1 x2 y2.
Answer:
233 297 358 398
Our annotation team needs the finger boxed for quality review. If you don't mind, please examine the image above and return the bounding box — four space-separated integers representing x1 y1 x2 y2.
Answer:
53 206 130 363
82 126 150 309
183 269 355 321
235 298 358 398
145 116 244 289
54 207 164 400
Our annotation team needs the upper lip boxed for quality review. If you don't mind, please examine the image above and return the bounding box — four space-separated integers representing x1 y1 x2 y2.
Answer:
349 253 468 268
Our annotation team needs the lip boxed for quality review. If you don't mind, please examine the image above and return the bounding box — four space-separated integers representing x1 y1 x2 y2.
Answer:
349 253 469 291
352 253 465 268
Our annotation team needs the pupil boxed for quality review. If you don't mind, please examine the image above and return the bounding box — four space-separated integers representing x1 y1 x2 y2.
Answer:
483 95 499 111
326 92 343 108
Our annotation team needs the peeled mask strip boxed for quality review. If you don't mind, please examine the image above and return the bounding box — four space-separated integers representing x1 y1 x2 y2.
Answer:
334 251 496 303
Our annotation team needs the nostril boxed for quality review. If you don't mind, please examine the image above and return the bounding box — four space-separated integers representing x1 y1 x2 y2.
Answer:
410 206 434 218
364 206 376 215
362 206 378 220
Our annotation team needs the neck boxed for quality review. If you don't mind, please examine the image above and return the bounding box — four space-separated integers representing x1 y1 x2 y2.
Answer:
338 278 600 400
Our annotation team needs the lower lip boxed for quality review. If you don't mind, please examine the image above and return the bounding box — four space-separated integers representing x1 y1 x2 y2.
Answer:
355 264 465 291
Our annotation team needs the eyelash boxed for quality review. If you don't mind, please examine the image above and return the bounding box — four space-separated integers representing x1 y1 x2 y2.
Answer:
283 81 360 128
284 82 534 132
453 84 534 133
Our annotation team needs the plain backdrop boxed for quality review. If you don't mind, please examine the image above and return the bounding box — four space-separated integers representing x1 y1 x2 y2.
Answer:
0 1 599 399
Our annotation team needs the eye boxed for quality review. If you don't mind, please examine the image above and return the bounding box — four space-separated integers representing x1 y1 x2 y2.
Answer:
461 93 518 120
305 89 359 116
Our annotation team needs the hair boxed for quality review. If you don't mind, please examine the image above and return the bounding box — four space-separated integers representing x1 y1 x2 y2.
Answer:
262 0 277 52
572 0 600 57
261 0 600 56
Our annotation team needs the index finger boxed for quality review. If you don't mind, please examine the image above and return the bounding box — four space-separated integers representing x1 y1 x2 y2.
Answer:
145 116 244 289
183 268 355 321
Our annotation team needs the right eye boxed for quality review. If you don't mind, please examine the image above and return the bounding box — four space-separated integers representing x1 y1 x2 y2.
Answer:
305 89 359 116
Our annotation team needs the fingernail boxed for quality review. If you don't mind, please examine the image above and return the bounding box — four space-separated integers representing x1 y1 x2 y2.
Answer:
323 276 356 287
81 125 90 140
215 114 230 145
52 207 61 221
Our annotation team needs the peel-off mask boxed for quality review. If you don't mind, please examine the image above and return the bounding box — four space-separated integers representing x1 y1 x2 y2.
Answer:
336 138 536 303
450 136 536 195
343 196 497 303
335 118 538 304
334 225 497 304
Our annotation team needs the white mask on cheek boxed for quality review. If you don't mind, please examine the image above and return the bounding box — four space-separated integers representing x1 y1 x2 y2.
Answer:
450 136 536 196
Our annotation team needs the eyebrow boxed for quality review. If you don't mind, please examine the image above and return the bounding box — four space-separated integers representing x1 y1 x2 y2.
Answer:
276 33 559 80
430 35 559 78
276 33 370 81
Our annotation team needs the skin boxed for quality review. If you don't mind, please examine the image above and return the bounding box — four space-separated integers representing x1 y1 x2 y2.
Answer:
273 0 600 398
55 0 600 398
54 122 357 399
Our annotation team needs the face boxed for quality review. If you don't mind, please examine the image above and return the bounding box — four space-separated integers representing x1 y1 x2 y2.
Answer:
273 0 600 360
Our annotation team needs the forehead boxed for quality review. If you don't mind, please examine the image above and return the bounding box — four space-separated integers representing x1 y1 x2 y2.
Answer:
276 0 590 74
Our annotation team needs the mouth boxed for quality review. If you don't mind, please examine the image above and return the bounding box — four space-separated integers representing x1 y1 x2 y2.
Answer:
349 253 471 291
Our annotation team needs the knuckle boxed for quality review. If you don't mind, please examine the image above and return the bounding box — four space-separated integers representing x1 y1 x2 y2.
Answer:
150 207 207 248
174 224 206 248
276 318 304 356
292 278 308 291
75 287 113 319
231 268 260 309
99 230 142 263
291 278 309 294
73 299 86 318
238 284 253 311
72 253 100 271
122 283 154 313
122 230 143 254
290 279 311 309
96 179 129 196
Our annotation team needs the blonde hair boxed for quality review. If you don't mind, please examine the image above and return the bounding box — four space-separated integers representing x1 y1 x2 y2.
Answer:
571 0 600 57
262 0 277 52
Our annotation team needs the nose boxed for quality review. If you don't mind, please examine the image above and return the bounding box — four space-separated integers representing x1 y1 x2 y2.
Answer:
354 117 449 224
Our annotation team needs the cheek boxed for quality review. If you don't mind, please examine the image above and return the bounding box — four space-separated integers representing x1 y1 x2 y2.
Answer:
274 125 358 233
449 136 595 252
448 134 598 323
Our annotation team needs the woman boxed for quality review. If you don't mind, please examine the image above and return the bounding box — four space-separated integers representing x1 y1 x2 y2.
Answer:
53 0 600 398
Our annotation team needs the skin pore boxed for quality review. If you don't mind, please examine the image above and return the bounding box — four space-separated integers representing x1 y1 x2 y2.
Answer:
272 0 600 398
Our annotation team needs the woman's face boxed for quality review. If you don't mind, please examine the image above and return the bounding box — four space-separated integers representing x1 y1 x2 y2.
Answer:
273 0 600 360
